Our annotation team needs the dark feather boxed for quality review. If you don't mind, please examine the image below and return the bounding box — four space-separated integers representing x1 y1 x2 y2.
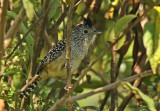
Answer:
83 17 93 27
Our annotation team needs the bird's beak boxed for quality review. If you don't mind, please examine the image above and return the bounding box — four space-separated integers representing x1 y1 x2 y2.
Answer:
94 30 102 35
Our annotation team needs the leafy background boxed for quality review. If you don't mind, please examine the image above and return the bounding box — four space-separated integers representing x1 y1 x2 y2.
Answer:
0 0 160 110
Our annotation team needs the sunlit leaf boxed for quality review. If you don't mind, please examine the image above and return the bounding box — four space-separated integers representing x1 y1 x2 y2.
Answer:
143 8 160 74
122 82 156 111
23 0 34 21
63 0 75 4
107 0 119 19
114 15 136 36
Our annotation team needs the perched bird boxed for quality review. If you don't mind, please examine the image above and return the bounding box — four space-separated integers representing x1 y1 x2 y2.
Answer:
20 17 101 98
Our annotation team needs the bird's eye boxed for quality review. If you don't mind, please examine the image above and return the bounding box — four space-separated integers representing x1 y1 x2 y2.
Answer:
83 30 88 34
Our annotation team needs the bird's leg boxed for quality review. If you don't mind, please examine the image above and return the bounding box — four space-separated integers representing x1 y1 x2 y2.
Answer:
64 62 72 90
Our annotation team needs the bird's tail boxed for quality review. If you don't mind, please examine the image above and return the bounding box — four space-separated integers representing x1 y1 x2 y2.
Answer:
20 75 40 98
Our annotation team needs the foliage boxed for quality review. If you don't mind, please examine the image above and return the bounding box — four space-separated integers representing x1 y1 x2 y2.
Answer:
0 0 160 110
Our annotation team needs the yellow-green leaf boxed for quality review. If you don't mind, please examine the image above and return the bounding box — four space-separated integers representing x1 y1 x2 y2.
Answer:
114 15 136 37
143 8 160 74
23 0 34 21
122 82 156 111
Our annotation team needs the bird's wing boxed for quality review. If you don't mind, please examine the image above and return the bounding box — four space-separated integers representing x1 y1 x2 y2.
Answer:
20 40 66 98
38 40 66 73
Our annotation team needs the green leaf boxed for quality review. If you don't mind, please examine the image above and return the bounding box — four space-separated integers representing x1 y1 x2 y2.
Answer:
48 0 60 19
23 0 34 21
74 85 83 93
20 24 34 58
122 82 156 111
114 15 136 36
143 9 160 74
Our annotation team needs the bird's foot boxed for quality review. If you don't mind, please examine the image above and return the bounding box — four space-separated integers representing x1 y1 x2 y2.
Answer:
64 85 72 91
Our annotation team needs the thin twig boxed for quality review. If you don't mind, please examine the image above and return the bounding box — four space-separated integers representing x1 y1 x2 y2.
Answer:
20 75 39 92
48 0 82 36
66 3 74 111
118 0 129 18
20 96 25 110
44 29 52 49
34 13 52 51
15 91 19 111
90 68 109 84
110 37 117 111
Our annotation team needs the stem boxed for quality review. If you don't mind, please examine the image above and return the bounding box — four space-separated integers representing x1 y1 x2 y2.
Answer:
110 38 117 111
66 4 74 111
0 0 8 68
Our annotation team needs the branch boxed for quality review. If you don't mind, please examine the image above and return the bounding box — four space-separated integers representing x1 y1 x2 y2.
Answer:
4 7 26 50
89 68 109 84
44 30 52 49
66 3 74 111
20 75 39 92
66 70 153 103
0 0 8 67
110 37 117 111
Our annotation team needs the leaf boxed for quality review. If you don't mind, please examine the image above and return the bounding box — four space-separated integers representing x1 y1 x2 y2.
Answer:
74 85 83 93
143 8 160 74
122 82 156 111
63 0 75 4
23 0 34 21
48 0 60 19
20 24 34 58
114 15 136 36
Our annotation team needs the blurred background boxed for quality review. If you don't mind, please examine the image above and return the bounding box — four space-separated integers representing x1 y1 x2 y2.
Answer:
0 0 160 110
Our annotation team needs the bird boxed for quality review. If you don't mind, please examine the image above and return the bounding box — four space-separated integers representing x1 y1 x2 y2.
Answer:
20 17 102 98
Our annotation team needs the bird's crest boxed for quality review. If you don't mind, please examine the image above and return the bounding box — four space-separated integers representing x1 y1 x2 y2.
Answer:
83 17 93 27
